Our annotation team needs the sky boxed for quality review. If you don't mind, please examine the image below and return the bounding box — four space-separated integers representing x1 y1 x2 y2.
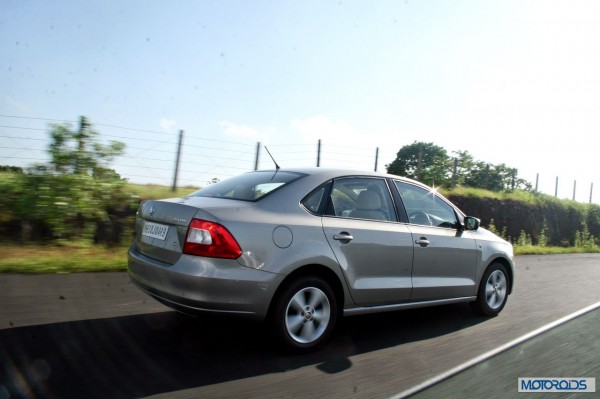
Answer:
1 0 599 203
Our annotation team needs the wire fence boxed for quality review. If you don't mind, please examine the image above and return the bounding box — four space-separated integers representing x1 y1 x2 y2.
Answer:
0 115 383 187
0 114 597 203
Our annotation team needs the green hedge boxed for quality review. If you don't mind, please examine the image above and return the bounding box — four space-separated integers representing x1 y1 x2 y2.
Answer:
1 171 598 248
447 191 600 247
0 172 137 243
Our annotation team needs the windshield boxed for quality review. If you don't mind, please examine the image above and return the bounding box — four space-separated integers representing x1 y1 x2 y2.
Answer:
190 171 304 201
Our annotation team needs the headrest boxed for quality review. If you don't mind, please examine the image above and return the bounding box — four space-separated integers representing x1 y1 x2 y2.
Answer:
356 190 381 210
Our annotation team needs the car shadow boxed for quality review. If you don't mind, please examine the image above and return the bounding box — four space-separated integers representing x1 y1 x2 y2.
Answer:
0 304 488 399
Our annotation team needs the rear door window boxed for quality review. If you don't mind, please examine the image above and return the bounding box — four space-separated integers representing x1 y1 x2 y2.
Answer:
326 177 397 222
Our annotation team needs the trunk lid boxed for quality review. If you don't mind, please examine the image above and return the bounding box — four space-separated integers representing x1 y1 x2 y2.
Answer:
134 199 200 264
133 197 253 265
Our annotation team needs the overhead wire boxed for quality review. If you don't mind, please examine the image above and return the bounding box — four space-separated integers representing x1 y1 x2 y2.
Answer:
0 114 382 185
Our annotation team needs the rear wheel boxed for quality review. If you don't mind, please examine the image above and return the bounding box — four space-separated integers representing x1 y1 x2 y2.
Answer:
471 262 509 316
271 276 338 352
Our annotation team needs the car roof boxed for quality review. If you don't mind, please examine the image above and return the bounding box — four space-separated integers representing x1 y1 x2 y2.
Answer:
251 167 425 186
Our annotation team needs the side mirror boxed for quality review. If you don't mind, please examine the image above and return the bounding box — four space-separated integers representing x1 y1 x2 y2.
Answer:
464 216 480 231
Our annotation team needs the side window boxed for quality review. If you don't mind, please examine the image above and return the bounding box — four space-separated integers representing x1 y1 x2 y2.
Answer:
395 181 458 228
328 178 396 222
302 185 327 214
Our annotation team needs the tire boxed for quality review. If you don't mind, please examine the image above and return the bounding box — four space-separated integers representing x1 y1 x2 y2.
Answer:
271 276 338 352
471 262 509 316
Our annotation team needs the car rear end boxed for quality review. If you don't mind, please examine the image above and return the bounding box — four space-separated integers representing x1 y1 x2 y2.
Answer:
128 196 285 320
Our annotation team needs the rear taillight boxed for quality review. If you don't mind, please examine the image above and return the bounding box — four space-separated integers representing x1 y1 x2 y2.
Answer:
183 219 242 259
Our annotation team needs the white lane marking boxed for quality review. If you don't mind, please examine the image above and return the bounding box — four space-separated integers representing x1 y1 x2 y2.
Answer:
390 301 600 399
113 302 141 307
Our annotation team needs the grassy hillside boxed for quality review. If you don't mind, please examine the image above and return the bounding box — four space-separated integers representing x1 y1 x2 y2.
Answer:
126 183 199 200
442 186 600 249
1 180 598 273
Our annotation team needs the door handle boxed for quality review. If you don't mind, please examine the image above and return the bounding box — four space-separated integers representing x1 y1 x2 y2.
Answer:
415 237 430 247
333 233 354 241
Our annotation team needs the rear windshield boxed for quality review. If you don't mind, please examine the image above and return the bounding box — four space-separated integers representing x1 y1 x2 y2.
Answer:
190 171 305 201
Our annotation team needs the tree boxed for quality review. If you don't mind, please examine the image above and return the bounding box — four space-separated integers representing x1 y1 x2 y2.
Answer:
450 150 476 187
463 162 506 191
0 165 23 173
49 116 125 176
464 162 531 192
0 116 129 241
386 141 451 186
387 142 532 191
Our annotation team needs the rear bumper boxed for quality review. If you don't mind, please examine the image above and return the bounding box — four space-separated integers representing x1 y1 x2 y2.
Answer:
128 245 284 320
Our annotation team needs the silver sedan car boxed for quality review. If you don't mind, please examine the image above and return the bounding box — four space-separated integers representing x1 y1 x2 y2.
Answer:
128 168 514 351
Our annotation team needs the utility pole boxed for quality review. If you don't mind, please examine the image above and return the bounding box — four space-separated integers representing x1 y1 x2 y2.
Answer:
374 147 379 172
172 130 184 192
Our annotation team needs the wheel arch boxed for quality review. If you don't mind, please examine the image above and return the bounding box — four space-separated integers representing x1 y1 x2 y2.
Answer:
268 264 346 319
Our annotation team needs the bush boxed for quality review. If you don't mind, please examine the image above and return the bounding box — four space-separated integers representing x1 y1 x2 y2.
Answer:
0 171 136 242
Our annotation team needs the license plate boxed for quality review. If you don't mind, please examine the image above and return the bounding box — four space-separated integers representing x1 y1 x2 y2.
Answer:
142 222 169 240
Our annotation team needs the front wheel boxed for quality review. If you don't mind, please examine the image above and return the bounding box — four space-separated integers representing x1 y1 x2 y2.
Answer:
471 263 509 316
271 276 338 352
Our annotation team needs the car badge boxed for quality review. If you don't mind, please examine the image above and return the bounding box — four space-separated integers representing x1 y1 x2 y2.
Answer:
149 203 155 216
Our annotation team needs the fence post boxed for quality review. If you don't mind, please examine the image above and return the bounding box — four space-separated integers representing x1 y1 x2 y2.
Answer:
511 169 516 190
417 146 423 181
254 142 261 170
317 139 321 167
451 158 458 187
171 129 184 192
75 116 90 174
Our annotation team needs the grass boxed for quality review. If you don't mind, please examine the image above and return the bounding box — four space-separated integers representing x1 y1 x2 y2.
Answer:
0 182 200 274
0 176 586 276
514 245 600 255
439 186 541 205
126 183 199 200
1 240 598 274
0 241 128 274
1 182 597 274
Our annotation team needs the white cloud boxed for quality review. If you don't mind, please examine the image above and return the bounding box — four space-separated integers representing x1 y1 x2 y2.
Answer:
159 118 176 133
219 121 272 143
290 116 367 144
3 95 31 113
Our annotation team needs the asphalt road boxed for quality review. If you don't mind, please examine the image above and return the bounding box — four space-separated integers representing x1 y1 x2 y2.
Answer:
1 254 599 399
407 305 600 399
